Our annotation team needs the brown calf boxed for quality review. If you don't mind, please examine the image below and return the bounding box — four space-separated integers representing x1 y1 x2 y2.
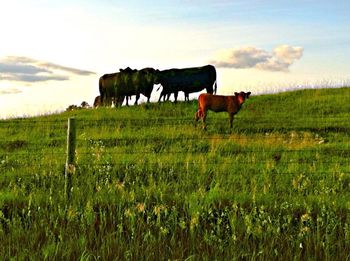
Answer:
195 91 251 129
93 96 101 108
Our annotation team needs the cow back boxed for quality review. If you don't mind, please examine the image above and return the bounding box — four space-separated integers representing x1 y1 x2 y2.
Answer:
114 68 157 97
159 65 216 94
199 94 235 112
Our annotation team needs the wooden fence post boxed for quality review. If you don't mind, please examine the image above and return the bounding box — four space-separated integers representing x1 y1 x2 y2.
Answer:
65 117 76 199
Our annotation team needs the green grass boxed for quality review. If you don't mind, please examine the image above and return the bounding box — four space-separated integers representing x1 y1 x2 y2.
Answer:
1 87 350 260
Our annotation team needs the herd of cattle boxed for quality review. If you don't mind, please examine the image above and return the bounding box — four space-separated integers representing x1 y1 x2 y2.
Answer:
91 64 251 129
95 64 217 107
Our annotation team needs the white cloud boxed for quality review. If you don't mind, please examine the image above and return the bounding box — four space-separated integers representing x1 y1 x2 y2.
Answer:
210 45 304 72
273 45 303 63
211 46 271 68
0 56 95 83
0 88 22 95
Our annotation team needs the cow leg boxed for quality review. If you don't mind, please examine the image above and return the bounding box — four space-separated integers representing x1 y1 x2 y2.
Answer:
194 110 201 125
158 92 165 102
115 96 123 107
174 92 178 103
120 96 125 107
229 113 234 128
196 108 206 130
195 110 200 122
135 94 140 105
194 109 201 127
202 111 207 130
102 96 106 106
195 108 207 130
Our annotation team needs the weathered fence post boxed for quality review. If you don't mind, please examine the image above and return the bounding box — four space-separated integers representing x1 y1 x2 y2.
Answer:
65 117 76 199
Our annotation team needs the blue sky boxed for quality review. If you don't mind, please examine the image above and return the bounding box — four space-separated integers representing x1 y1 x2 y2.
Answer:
0 0 349 118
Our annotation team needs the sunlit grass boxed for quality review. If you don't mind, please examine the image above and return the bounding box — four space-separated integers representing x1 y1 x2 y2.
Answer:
0 87 350 259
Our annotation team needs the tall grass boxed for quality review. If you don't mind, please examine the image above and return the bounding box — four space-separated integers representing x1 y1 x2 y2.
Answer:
0 87 350 259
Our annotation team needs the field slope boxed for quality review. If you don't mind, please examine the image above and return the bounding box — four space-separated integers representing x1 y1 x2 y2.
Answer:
0 87 350 259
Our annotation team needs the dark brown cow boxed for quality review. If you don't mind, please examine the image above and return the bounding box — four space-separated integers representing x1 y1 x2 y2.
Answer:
195 91 251 129
99 73 118 106
93 96 101 108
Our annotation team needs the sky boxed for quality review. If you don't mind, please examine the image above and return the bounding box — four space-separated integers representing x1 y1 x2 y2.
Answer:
0 0 350 118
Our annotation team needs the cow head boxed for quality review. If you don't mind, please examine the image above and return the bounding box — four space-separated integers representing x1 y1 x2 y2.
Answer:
140 68 161 84
235 91 251 99
244 91 251 99
234 91 251 105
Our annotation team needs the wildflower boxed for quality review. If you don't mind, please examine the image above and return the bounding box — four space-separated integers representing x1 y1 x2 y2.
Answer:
153 204 166 216
136 203 145 213
301 213 310 223
124 208 133 218
115 180 125 191
66 164 76 175
67 208 77 220
301 226 310 234
160 226 169 236
179 219 186 230
190 213 199 231
299 226 310 238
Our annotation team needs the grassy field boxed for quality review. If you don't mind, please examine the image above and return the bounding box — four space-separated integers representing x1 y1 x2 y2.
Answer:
0 87 350 260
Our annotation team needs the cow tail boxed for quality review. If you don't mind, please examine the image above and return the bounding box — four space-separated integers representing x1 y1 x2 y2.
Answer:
214 81 217 94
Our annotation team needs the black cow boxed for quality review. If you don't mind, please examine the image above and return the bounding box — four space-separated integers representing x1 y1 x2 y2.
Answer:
157 65 217 103
114 67 159 105
99 67 158 107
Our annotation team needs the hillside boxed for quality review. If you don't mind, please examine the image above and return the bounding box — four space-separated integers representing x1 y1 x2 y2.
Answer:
1 87 350 259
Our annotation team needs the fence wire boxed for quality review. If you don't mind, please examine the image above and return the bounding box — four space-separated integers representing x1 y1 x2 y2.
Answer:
0 116 350 124
1 116 349 173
